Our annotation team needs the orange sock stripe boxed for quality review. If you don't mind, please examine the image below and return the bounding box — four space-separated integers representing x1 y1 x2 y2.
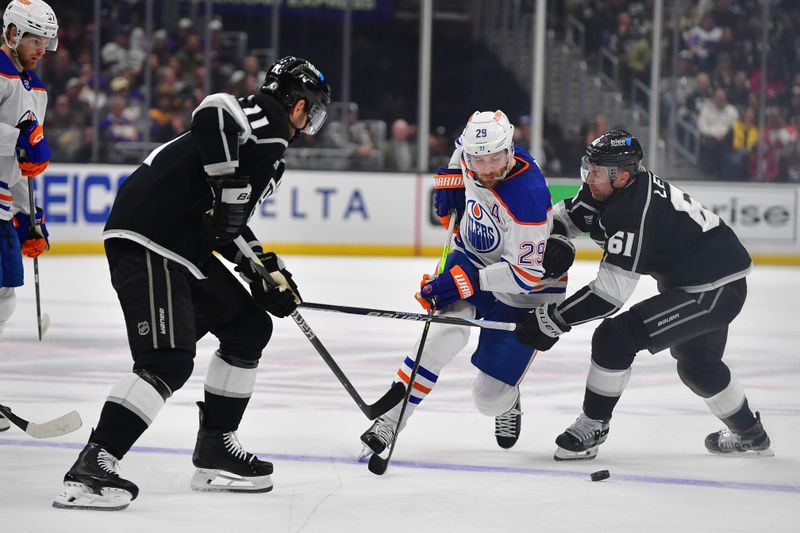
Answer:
396 369 432 394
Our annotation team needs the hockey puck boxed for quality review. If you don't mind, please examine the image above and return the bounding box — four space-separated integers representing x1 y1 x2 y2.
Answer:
590 470 610 482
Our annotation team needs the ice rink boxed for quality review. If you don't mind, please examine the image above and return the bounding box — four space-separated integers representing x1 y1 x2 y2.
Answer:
1 255 798 532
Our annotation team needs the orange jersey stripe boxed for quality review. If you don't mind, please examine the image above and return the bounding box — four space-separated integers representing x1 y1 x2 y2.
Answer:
511 263 542 283
396 370 432 394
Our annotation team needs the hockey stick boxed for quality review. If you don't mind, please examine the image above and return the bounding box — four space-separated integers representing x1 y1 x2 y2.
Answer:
0 403 82 439
233 236 404 420
26 179 48 341
368 211 458 476
300 302 516 332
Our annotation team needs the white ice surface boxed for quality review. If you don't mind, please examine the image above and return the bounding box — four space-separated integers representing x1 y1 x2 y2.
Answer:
1 256 798 532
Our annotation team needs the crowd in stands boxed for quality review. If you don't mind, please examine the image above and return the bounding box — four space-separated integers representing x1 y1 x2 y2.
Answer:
568 0 800 181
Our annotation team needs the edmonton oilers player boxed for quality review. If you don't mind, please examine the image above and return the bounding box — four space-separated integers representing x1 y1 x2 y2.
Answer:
359 111 575 458
515 130 772 460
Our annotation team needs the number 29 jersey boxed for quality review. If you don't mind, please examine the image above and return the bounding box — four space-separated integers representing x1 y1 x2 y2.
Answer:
558 171 751 295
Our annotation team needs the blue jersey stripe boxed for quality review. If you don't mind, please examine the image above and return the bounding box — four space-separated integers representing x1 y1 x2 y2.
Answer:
403 357 438 383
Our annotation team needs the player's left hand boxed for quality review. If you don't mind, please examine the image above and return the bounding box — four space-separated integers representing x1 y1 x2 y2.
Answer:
543 234 575 278
433 170 465 228
12 207 50 258
237 251 302 317
515 303 571 351
15 119 51 177
416 251 478 311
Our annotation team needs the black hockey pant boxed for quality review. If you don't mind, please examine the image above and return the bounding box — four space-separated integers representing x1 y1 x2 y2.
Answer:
583 278 748 421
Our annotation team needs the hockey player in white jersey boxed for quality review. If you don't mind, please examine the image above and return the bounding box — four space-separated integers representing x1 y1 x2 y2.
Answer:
0 0 56 431
360 111 575 458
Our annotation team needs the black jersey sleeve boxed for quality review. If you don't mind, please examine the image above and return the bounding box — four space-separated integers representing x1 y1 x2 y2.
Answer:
553 183 602 237
191 93 252 177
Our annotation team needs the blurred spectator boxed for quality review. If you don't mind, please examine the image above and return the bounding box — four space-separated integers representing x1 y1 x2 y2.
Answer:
428 125 451 170
727 70 751 110
100 96 142 163
323 108 379 170
749 107 797 181
385 119 416 172
722 107 758 180
698 88 738 176
48 95 84 162
683 72 714 117
585 114 609 145
684 13 722 70
783 138 800 182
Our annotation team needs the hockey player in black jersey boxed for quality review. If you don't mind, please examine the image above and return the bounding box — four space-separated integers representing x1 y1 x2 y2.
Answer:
54 56 331 511
515 130 772 461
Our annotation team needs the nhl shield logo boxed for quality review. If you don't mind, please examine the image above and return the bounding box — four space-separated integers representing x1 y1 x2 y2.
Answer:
137 321 150 336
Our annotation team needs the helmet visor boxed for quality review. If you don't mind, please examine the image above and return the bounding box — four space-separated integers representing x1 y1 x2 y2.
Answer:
465 150 510 176
580 155 613 184
303 103 328 135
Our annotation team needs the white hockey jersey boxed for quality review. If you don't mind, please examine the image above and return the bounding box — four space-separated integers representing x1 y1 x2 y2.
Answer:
0 50 48 221
442 144 567 308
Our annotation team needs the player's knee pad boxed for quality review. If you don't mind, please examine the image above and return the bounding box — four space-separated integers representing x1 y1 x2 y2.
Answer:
590 312 646 370
0 287 16 324
107 369 172 426
420 322 471 371
218 310 272 361
471 371 519 417
676 357 730 397
205 349 258 399
133 349 195 393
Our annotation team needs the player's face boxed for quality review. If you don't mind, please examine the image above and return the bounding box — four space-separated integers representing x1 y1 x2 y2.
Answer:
580 157 615 201
466 151 509 184
16 34 50 69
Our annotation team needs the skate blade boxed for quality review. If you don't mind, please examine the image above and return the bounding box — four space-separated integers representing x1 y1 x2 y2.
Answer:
554 446 599 461
191 468 273 493
52 482 132 511
357 444 375 463
708 447 775 457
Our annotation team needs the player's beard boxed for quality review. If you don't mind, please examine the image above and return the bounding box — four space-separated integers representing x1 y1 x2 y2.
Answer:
17 51 40 70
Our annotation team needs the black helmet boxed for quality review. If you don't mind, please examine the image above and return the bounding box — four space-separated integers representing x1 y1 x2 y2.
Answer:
585 129 643 173
260 56 331 135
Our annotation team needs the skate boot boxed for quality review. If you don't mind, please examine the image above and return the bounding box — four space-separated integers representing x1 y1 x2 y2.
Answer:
0 412 9 432
358 415 401 461
495 398 522 449
705 411 774 456
190 402 273 493
53 442 139 511
554 413 610 461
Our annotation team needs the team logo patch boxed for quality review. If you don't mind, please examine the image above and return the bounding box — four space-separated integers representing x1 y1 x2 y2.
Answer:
465 199 500 253
137 321 150 336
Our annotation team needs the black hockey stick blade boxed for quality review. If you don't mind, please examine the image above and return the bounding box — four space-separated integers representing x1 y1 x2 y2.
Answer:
367 381 406 420
0 403 82 439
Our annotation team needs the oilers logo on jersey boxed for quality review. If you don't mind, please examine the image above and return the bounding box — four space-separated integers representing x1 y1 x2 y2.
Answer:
465 199 500 253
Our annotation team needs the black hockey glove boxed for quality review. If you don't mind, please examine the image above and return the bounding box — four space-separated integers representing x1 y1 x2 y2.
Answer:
204 174 252 244
515 303 571 351
236 251 302 318
542 234 576 278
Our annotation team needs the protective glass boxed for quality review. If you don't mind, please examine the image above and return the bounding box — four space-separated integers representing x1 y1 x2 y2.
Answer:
21 34 51 51
465 150 510 176
303 103 328 135
580 155 612 184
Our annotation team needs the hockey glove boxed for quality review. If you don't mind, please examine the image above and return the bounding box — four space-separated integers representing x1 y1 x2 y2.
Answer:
433 170 466 229
16 119 51 177
237 251 302 318
514 303 571 351
12 208 49 258
204 174 252 244
542 234 575 278
416 251 478 311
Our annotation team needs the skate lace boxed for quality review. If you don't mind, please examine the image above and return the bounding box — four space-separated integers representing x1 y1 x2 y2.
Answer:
370 418 397 446
222 431 253 463
96 449 121 475
495 406 521 438
566 414 605 442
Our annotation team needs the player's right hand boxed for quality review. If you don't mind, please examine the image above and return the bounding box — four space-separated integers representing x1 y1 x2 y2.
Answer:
15 119 51 177
204 174 252 244
433 170 465 228
12 207 50 258
237 251 302 317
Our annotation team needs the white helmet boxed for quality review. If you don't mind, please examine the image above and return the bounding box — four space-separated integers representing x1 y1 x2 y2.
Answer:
3 0 58 52
460 110 515 179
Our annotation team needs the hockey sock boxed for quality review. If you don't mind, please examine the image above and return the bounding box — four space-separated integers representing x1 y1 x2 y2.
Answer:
203 350 257 431
582 360 631 421
702 372 757 432
0 287 16 337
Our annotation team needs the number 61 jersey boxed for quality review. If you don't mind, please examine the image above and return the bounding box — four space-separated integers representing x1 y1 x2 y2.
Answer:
555 171 752 322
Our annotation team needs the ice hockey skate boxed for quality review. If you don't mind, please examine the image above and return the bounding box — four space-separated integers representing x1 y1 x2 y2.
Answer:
358 415 401 461
705 411 774 456
495 398 522 449
554 413 610 461
53 442 139 511
190 402 273 493
0 413 9 432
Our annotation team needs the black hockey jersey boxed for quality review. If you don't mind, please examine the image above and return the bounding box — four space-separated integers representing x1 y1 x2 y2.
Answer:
554 171 752 325
104 92 290 279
